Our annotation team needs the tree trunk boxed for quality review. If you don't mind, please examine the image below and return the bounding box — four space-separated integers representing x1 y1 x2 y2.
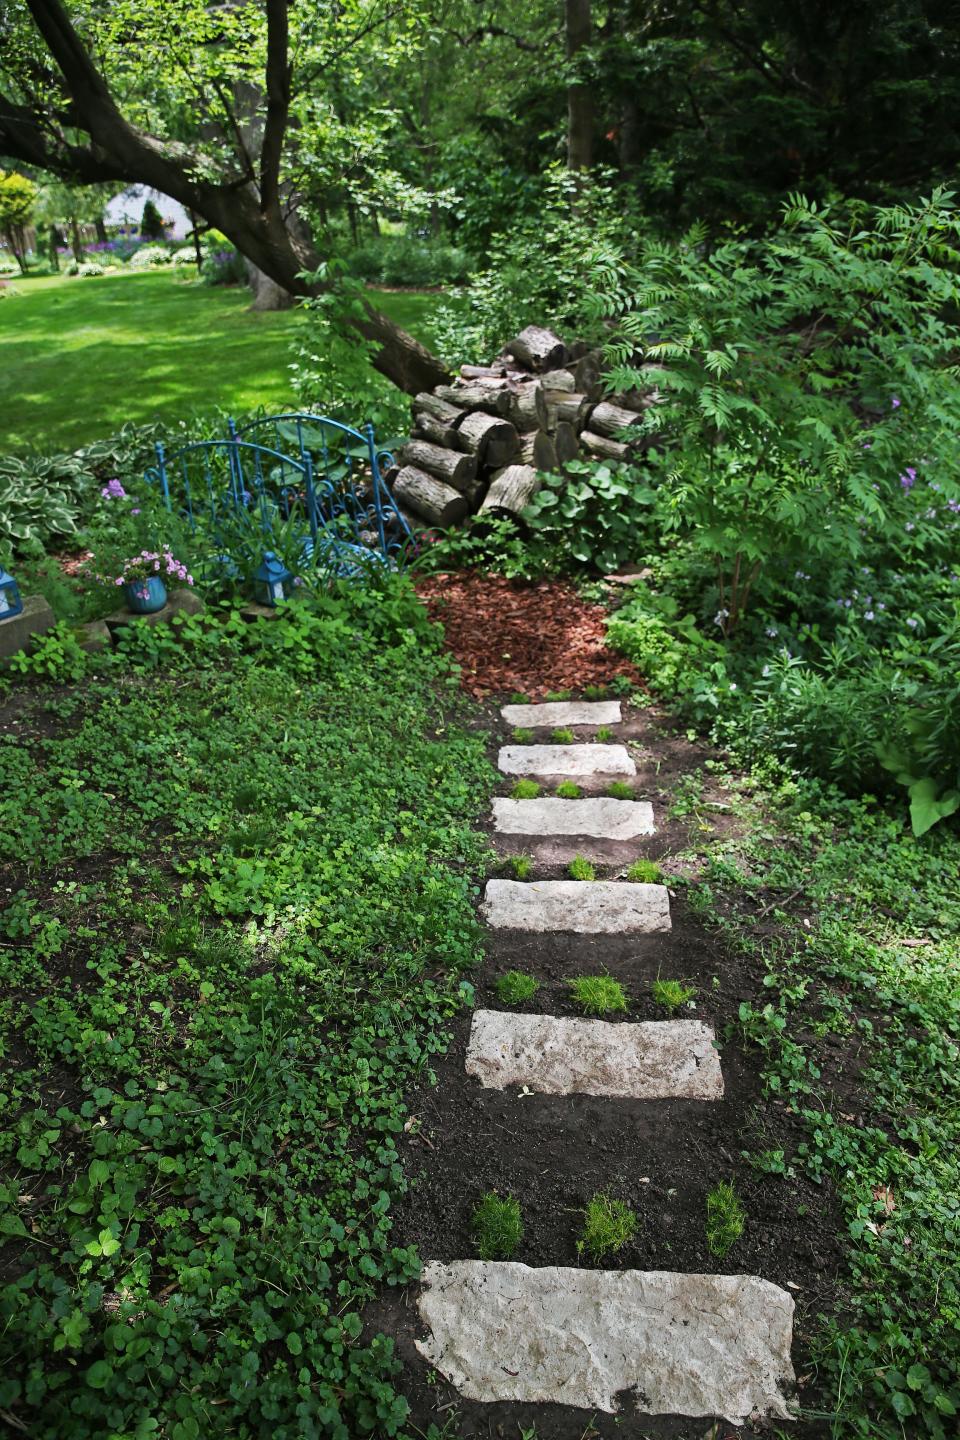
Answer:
94 215 108 244
401 439 478 492
48 225 60 271
245 259 294 310
70 217 84 262
565 0 593 171
394 465 469 526
479 464 541 518
188 209 204 274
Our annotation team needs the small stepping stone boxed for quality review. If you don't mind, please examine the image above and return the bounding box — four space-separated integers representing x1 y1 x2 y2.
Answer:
498 744 635 777
492 796 655 839
417 1261 796 1423
482 879 670 933
466 1011 723 1098
501 699 621 728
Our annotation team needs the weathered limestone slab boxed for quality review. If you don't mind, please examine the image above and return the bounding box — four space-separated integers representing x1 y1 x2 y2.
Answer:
498 744 635 777
492 797 655 839
501 700 621 728
482 879 670 933
466 1011 723 1099
417 1261 795 1424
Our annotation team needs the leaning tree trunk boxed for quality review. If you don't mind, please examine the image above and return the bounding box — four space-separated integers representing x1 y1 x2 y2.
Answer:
565 0 593 172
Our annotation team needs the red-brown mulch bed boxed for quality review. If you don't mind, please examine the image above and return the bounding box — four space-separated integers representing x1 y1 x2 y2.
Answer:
414 572 644 698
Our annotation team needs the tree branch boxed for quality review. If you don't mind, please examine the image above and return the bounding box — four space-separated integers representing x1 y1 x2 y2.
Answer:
261 0 291 213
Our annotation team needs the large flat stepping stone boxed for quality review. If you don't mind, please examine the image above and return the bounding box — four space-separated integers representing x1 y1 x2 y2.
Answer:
466 1011 723 1098
492 796 655 839
499 744 635 778
501 699 621 727
482 879 670 933
417 1261 795 1424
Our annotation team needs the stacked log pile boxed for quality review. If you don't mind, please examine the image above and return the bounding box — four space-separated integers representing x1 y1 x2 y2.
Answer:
388 325 656 529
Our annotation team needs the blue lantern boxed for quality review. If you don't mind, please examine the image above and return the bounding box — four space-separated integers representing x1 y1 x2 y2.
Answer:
0 565 23 622
253 551 292 606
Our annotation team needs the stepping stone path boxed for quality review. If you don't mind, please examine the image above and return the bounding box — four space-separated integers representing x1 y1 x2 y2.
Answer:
415 697 796 1425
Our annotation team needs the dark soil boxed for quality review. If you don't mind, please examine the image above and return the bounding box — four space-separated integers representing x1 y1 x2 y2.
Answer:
370 697 848 1440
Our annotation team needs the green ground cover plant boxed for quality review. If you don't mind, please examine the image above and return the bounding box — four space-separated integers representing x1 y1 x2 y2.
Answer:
0 582 493 1439
567 856 596 881
578 1194 638 1261
568 976 627 1016
626 859 662 883
606 781 634 799
687 762 960 1433
508 855 533 879
471 1194 523 1261
556 781 581 799
495 971 540 1005
511 727 535 743
550 727 574 744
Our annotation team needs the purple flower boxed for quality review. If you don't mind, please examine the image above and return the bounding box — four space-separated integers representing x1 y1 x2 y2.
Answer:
864 611 875 620
131 507 141 515
101 478 126 500
891 396 901 408
900 473 914 492
906 618 919 628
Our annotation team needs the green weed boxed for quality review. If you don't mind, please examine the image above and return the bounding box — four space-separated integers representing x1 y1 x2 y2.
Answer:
545 688 573 701
551 727 575 744
568 855 596 881
556 780 582 798
472 1193 523 1260
606 780 634 799
512 727 535 743
595 726 614 741
509 854 533 879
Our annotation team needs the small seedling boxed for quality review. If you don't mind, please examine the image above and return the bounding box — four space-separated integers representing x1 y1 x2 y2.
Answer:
509 692 528 704
472 1192 523 1260
579 1193 637 1260
652 978 697 1012
556 780 582 798
626 858 662 883
606 780 633 799
583 684 608 699
512 727 534 743
496 970 540 1004
509 854 533 879
545 688 572 701
511 778 540 799
706 1181 745 1258
568 855 596 881
568 974 627 1015
550 727 575 744
595 726 614 742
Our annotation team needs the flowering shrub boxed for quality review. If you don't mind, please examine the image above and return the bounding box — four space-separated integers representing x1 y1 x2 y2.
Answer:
127 244 171 269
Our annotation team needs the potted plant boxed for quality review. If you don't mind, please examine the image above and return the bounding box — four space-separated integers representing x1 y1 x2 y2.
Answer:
112 548 193 613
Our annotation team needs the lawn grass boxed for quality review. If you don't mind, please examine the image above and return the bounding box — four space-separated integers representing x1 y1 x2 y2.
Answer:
0 269 447 453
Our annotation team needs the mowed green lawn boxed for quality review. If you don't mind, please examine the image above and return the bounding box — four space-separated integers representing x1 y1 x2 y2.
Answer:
0 269 445 453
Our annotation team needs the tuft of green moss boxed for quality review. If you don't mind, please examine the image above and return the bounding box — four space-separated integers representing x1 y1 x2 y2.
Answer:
627 858 662 883
568 855 596 881
652 978 696 1012
706 1182 745 1258
606 780 633 799
472 1192 523 1260
496 970 540 1005
511 778 540 799
512 727 534 743
579 1194 637 1260
568 974 627 1015
550 727 575 744
556 780 582 799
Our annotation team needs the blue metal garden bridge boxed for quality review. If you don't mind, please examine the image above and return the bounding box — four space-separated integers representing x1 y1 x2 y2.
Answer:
145 414 410 581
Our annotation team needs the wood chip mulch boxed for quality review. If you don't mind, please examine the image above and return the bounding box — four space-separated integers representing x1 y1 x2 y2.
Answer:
414 572 644 699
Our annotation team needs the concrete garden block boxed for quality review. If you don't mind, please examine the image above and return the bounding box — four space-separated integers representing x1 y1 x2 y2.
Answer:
104 586 204 633
492 796 655 839
417 1261 796 1423
0 594 55 659
500 700 622 727
498 744 636 777
465 1011 723 1098
482 879 670 933
76 620 111 654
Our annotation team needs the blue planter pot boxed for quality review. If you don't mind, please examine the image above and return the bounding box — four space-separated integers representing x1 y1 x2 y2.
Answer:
123 576 168 614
